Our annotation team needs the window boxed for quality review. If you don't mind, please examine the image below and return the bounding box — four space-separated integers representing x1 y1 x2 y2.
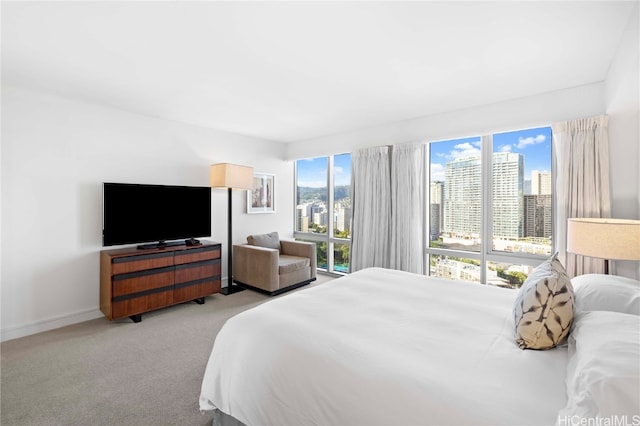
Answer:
295 157 328 234
427 126 553 287
295 154 352 273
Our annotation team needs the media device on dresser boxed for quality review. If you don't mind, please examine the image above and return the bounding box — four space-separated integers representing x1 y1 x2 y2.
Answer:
100 182 220 323
102 182 212 249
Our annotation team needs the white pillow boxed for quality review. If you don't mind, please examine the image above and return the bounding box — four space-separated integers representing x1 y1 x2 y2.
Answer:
571 274 640 315
557 311 640 422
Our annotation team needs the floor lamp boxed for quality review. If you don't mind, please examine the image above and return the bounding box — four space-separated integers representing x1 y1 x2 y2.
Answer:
210 163 254 295
567 218 640 274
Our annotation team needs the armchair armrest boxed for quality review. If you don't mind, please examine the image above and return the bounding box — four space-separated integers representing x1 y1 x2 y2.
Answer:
233 245 279 291
280 240 317 279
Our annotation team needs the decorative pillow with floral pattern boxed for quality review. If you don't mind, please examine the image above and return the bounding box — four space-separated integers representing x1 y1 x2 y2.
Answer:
513 253 575 350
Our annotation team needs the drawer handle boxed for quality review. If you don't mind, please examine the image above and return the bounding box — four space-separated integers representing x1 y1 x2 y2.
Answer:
177 246 220 255
113 252 174 263
175 259 219 271
175 276 221 290
112 285 174 303
113 266 175 281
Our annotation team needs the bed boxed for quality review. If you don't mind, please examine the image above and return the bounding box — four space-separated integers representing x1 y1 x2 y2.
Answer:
199 266 640 425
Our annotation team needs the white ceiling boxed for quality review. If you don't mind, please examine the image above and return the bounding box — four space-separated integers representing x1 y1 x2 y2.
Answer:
1 1 635 143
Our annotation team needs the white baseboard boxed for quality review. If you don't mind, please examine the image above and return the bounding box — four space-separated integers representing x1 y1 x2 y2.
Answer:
2 278 234 342
1 308 104 343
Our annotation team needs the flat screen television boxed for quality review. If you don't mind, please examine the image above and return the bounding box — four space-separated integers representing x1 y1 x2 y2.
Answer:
102 182 212 249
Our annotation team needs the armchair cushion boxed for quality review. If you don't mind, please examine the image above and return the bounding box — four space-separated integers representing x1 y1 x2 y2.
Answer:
279 255 310 274
247 232 280 251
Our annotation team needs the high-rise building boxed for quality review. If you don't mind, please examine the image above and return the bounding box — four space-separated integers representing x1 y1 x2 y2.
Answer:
442 152 525 243
429 203 441 241
525 170 552 238
492 152 524 239
524 194 552 238
540 194 552 237
296 205 309 232
531 170 552 195
430 180 444 204
443 156 482 237
335 204 351 233
313 211 327 227
430 181 444 240
308 203 326 227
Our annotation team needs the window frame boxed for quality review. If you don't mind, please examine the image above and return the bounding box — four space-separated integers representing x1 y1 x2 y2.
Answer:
294 154 351 275
425 129 555 284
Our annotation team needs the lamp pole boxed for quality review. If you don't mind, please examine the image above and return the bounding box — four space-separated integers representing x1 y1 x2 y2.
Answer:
210 163 253 295
220 187 244 295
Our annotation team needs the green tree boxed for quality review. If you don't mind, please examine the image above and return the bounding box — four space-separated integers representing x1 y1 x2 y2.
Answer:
334 229 350 238
317 242 328 269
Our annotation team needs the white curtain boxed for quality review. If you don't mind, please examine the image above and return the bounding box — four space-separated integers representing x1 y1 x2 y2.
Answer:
390 143 424 274
553 115 610 277
350 146 391 272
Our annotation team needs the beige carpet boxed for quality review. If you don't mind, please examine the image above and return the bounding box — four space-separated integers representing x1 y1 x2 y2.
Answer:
1 275 335 426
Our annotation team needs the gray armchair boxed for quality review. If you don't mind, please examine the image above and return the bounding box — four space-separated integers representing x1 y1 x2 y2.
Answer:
233 232 317 295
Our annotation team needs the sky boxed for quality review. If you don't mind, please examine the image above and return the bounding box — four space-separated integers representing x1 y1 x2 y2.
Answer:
430 126 552 181
297 153 352 187
297 126 552 188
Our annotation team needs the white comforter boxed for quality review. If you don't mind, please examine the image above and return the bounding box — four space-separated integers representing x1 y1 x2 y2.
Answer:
200 267 568 425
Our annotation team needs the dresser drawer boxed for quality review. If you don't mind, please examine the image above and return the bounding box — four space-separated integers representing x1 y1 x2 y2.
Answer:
111 252 174 275
175 246 221 265
174 259 220 284
113 267 174 297
173 259 221 304
112 291 174 319
174 278 221 304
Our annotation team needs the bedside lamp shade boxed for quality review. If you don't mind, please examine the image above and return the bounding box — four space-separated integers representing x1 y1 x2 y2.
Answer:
210 163 254 190
567 218 640 274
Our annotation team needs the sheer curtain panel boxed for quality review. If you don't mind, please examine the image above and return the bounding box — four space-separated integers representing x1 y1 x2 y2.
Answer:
350 146 391 272
390 143 425 274
553 115 611 277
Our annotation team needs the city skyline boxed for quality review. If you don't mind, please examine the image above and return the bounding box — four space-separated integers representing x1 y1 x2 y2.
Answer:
430 126 552 182
429 145 552 254
297 127 552 189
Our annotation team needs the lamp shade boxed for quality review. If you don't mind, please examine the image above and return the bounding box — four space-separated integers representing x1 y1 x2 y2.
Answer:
210 163 254 190
567 218 640 261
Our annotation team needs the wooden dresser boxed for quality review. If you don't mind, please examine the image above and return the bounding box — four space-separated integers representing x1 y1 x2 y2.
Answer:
100 241 221 322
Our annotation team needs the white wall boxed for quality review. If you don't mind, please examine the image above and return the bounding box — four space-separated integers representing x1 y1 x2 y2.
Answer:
288 77 638 281
605 3 640 278
286 83 604 160
1 86 292 341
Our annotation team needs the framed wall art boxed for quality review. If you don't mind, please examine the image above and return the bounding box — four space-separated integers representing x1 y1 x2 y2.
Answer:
247 172 275 214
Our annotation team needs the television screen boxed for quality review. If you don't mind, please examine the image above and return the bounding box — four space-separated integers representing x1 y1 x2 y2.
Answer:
102 183 212 248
